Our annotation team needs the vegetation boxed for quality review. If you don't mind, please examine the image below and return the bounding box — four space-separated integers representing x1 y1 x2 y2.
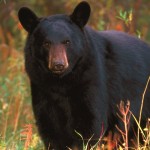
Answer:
0 0 150 149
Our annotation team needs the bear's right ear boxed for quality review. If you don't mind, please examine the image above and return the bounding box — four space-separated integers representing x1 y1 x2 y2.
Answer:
70 1 91 28
18 7 39 33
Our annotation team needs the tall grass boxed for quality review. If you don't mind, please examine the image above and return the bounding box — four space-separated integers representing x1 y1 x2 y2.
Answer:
0 43 44 149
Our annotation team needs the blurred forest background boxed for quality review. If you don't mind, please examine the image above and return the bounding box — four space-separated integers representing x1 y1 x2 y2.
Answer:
0 0 150 149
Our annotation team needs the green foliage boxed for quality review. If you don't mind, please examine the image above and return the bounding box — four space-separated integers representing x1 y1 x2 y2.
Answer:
74 130 100 150
116 9 133 25
136 30 142 39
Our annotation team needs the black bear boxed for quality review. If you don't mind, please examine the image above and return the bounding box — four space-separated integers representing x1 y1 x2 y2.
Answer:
18 1 150 149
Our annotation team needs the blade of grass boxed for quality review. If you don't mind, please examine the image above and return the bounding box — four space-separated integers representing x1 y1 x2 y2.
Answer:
138 76 150 147
130 111 146 139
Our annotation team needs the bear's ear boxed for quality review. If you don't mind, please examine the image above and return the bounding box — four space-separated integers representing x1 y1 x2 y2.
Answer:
18 7 39 33
70 1 91 28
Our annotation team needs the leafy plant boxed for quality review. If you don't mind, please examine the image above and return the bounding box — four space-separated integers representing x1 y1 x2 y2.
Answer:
116 9 133 26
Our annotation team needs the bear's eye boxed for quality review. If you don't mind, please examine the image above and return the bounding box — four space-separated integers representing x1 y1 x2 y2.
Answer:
62 40 70 45
43 41 51 49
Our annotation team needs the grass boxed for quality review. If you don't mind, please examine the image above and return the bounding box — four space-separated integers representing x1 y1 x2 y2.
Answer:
0 49 44 149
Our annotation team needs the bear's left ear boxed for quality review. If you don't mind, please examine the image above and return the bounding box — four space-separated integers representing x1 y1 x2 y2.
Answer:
70 1 91 28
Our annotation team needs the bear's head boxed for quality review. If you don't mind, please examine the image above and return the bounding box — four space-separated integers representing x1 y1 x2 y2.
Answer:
18 1 91 77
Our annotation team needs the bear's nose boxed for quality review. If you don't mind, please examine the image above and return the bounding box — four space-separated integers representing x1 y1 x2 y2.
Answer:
52 62 65 73
54 63 64 70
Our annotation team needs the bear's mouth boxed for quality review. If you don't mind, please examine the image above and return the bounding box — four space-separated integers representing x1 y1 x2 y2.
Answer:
52 70 65 74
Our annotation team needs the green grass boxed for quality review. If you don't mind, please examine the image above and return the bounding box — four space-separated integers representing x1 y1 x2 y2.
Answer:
0 50 44 149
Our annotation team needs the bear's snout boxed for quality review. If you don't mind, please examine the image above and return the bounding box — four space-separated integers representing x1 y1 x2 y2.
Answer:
48 45 69 74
